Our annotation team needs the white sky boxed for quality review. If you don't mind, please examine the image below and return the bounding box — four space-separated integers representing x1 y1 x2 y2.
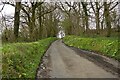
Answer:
0 4 15 16
0 1 119 30
0 0 119 16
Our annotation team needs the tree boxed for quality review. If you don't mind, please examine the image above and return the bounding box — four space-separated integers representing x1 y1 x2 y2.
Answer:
14 2 21 40
90 2 102 34
104 2 119 37
57 2 72 35
81 2 89 32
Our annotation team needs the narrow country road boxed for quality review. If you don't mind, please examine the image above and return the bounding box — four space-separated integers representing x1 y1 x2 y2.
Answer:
36 40 119 78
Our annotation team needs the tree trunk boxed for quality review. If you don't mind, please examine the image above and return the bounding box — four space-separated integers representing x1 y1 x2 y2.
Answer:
95 2 100 34
81 2 89 33
14 2 21 40
38 5 42 39
104 2 111 37
29 5 36 41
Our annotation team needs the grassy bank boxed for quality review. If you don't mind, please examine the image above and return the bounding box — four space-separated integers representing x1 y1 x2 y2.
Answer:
63 35 119 61
1 37 56 78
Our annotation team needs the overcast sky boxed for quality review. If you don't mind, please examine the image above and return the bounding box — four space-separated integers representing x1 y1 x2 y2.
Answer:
0 0 119 16
0 4 15 16
0 1 119 30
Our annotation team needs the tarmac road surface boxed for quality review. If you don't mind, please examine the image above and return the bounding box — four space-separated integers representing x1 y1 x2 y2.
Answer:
36 40 119 78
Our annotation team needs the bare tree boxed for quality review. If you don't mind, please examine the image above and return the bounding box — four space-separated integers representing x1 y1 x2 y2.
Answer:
81 2 89 32
14 2 21 40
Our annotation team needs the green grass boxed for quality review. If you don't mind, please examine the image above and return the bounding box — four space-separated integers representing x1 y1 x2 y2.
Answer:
1 37 56 78
63 35 120 61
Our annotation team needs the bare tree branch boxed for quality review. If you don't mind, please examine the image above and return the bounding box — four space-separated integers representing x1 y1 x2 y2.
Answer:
109 2 119 11
0 4 5 12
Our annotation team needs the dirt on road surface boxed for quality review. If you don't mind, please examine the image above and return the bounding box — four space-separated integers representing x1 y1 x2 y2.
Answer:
36 40 119 79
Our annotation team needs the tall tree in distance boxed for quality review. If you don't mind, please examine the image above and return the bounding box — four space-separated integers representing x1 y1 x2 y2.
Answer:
90 2 102 34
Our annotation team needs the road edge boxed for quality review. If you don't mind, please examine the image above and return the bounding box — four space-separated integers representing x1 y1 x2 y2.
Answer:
62 40 120 79
35 39 57 79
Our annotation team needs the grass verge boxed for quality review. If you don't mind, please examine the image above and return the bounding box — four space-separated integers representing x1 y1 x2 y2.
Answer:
1 37 56 78
63 35 119 61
